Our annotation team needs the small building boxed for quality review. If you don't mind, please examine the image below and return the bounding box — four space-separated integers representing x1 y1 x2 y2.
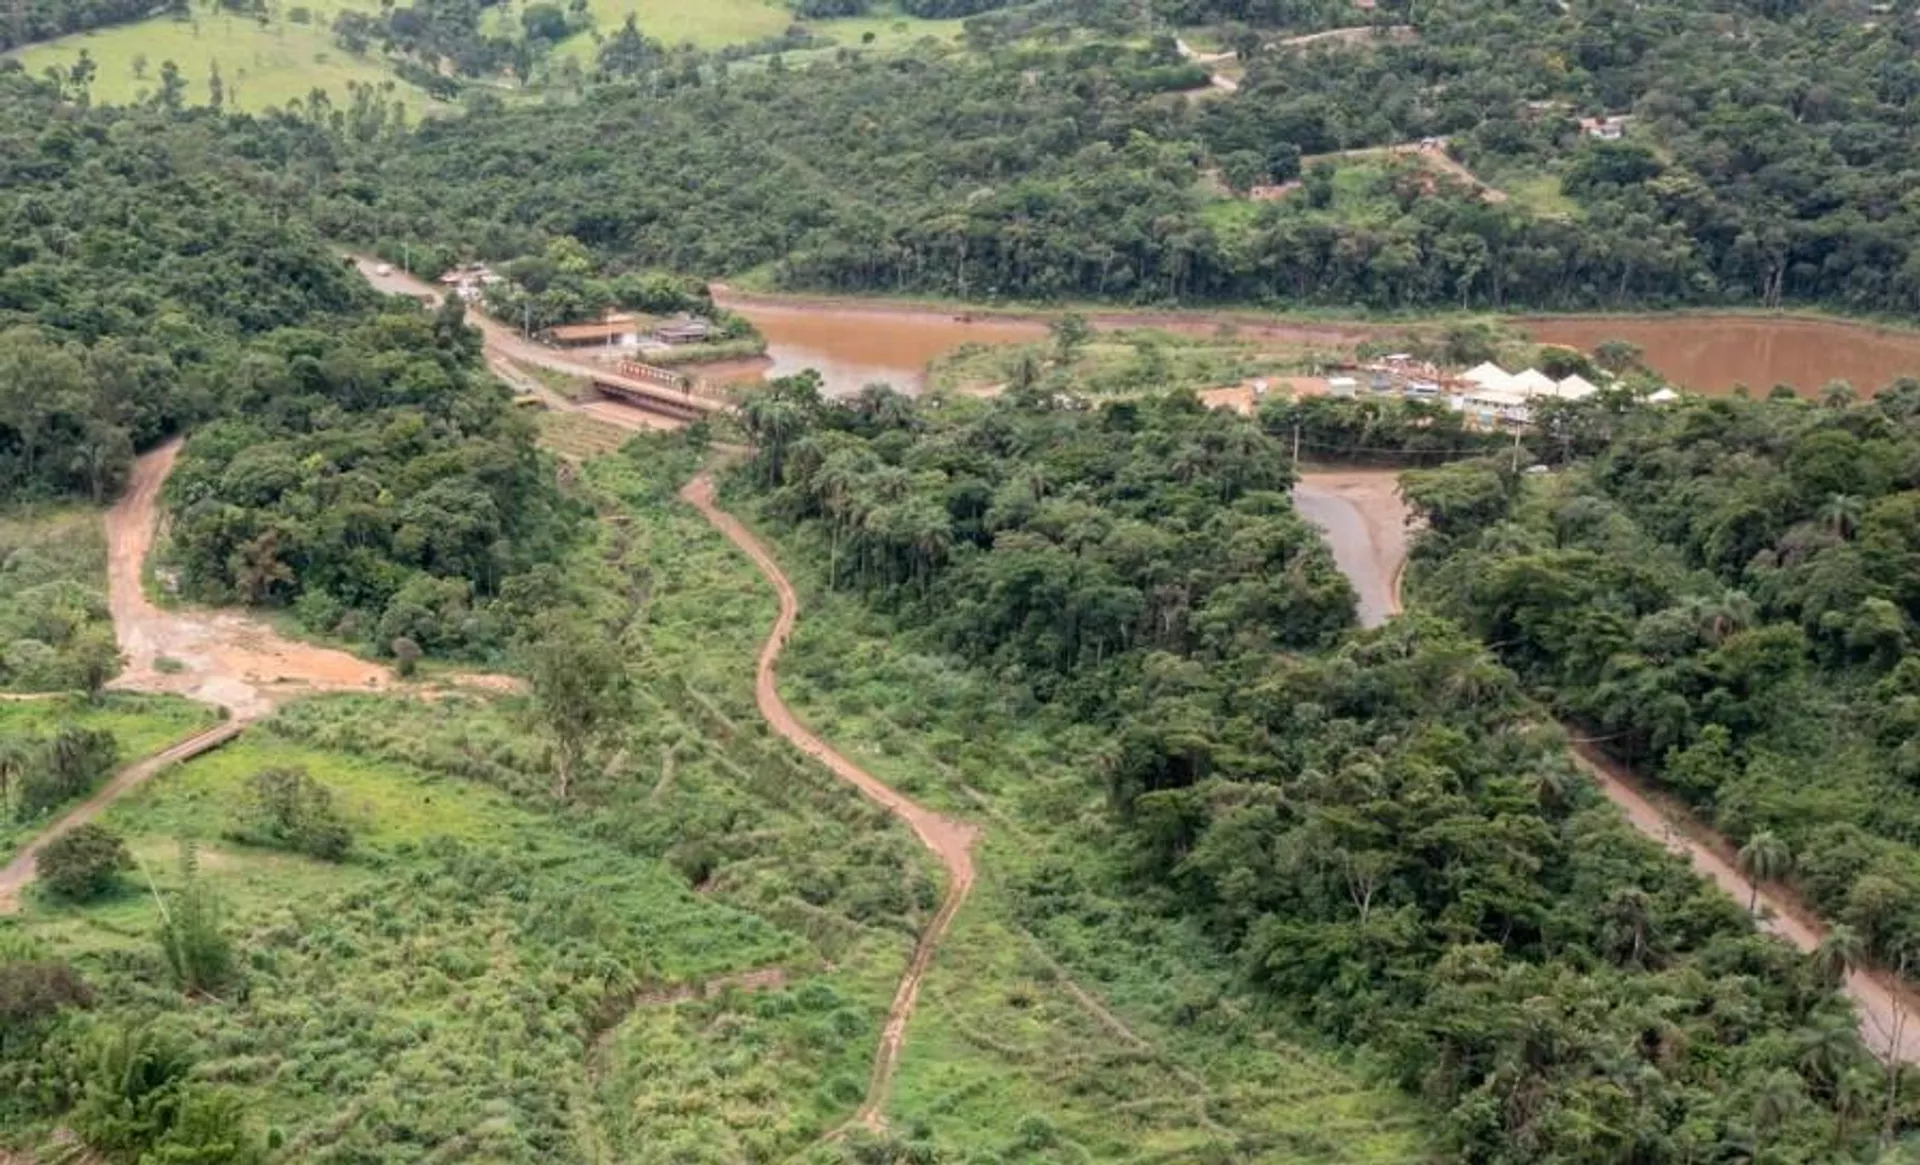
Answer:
1406 378 1441 399
550 314 641 349
1328 375 1360 398
1580 115 1629 140
655 318 715 345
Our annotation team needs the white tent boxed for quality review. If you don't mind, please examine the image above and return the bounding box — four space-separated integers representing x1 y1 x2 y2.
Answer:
1555 374 1600 400
1462 362 1511 390
1509 368 1560 397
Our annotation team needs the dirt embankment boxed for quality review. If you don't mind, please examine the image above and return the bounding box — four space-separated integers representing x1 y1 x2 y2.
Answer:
679 473 979 1130
1295 466 1920 1064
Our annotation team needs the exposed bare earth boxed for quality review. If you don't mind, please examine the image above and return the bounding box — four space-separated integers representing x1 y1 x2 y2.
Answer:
1 436 520 909
679 473 979 1131
1296 466 1920 1064
110 441 394 720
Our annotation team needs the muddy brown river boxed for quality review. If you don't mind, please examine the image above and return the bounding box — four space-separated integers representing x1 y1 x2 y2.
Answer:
1522 314 1920 396
724 293 1920 400
728 300 1047 395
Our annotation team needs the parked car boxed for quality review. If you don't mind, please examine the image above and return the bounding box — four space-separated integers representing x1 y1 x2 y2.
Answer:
374 263 393 276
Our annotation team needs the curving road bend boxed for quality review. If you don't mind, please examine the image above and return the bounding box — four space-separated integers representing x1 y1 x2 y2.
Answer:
679 473 980 1130
1295 466 1920 1064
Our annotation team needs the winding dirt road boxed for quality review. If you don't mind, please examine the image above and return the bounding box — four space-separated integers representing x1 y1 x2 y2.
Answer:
679 474 979 1131
1296 466 1920 1064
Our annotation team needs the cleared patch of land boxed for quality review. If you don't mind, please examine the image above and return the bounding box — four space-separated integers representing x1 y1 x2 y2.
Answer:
10 3 429 114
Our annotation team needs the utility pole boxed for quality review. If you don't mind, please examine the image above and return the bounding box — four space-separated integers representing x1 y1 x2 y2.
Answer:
402 241 410 274
523 301 532 340
1292 422 1302 464
1510 426 1523 473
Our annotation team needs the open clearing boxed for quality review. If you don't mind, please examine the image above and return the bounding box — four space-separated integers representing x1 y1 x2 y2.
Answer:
10 3 428 114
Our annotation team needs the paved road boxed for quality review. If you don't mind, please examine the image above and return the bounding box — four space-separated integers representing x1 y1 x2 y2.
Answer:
1295 465 1920 1064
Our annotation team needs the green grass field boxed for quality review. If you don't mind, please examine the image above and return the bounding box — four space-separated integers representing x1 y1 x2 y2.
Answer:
540 0 965 58
10 3 433 114
0 693 216 862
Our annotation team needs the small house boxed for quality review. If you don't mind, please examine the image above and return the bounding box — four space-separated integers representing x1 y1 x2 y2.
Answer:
1580 115 1629 141
1328 376 1360 398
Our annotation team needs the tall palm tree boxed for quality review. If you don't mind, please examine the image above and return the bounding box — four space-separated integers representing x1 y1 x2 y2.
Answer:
1737 829 1792 914
1815 924 1865 987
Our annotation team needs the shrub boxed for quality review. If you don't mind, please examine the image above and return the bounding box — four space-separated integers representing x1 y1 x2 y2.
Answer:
36 824 132 901
157 847 236 994
0 959 92 1054
226 767 352 862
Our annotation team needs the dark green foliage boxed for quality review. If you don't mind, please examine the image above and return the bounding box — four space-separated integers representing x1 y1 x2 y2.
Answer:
276 0 1920 313
225 767 352 861
36 822 132 900
0 72 578 662
11 726 118 820
0 957 91 1056
748 383 1353 706
0 0 161 52
1416 392 1920 974
70 1022 261 1165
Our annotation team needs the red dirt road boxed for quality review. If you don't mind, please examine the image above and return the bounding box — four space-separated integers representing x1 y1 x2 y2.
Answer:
1296 466 1920 1064
679 473 979 1130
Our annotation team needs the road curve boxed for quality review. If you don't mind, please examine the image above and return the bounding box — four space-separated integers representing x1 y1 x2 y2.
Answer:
679 473 980 1130
1295 466 1920 1064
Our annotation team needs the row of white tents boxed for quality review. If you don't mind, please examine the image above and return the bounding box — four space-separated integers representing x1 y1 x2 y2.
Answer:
1457 362 1679 422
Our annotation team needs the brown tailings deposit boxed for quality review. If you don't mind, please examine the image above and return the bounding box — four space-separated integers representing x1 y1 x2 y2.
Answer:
1522 313 1920 396
715 290 1383 395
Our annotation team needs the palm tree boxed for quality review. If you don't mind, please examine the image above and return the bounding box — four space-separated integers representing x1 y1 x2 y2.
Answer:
1796 1010 1861 1088
0 736 29 813
1736 829 1792 914
1753 1068 1806 1132
1820 493 1864 540
1815 924 1865 987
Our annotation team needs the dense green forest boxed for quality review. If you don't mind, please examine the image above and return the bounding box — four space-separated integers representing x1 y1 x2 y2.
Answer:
734 379 1904 1162
1413 388 1920 978
243 0 1920 315
0 68 575 661
0 0 180 53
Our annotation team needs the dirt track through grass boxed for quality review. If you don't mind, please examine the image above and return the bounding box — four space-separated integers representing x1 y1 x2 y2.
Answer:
680 472 979 1132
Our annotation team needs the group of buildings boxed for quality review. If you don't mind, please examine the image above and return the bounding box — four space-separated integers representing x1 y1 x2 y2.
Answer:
1325 356 1673 426
547 313 716 351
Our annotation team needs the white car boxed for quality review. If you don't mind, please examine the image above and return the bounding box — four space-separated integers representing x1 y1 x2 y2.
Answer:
374 263 393 276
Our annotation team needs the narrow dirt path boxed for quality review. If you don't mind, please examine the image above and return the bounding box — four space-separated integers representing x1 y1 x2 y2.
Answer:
679 473 980 1130
1296 465 1920 1065
0 721 244 913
